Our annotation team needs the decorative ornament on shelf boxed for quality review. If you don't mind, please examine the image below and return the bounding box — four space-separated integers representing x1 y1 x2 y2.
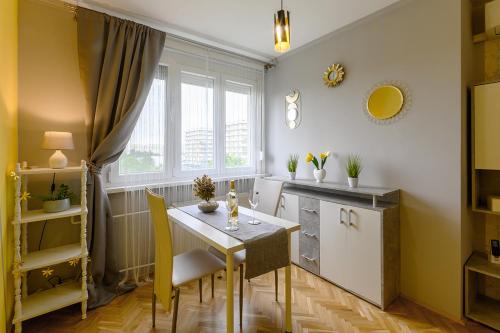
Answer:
68 258 80 267
274 0 290 53
285 89 301 129
193 175 219 213
323 64 345 87
306 151 330 183
9 171 19 181
20 191 31 201
39 183 74 213
42 131 75 169
42 267 54 278
364 80 412 124
345 154 362 188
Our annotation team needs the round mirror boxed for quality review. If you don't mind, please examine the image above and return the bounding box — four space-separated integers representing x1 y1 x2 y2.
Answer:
323 64 345 87
367 85 404 120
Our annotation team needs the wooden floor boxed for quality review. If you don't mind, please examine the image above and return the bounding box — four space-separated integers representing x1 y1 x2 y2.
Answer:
23 265 493 333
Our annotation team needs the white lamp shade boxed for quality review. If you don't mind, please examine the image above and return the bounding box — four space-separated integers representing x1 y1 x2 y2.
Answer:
42 131 74 150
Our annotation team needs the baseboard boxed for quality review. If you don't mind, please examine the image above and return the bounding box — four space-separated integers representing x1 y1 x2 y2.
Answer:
399 294 465 325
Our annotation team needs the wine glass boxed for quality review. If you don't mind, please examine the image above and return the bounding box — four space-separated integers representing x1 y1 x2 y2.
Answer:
248 191 261 225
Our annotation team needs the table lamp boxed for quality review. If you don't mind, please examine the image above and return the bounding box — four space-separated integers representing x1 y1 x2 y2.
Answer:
42 131 74 169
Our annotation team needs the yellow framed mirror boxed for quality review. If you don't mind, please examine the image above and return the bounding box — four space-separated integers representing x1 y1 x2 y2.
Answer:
323 64 345 87
367 85 404 120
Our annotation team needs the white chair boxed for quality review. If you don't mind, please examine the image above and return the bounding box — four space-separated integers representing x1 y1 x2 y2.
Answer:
208 178 284 327
146 188 226 333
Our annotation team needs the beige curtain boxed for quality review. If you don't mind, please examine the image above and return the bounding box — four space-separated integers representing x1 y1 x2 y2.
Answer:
76 7 165 308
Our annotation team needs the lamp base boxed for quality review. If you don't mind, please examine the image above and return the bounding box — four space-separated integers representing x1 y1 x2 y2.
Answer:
49 150 68 169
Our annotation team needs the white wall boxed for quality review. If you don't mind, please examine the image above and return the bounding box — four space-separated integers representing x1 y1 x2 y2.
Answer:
266 0 465 320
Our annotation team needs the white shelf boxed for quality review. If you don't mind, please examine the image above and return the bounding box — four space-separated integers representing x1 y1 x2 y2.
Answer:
13 282 85 323
18 166 83 175
15 206 86 224
467 295 500 331
17 243 85 272
466 253 500 279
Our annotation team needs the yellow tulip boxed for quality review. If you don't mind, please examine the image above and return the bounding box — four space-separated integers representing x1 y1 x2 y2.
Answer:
320 151 330 159
305 153 314 163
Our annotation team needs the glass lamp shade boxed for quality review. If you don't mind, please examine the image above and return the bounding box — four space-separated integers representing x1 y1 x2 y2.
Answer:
41 131 75 150
274 9 290 53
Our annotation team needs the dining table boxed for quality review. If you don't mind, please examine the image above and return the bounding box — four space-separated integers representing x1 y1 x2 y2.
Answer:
167 203 301 333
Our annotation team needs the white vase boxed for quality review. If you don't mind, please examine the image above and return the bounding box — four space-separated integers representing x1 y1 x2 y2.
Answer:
43 198 71 213
313 169 326 183
348 177 359 188
289 172 296 180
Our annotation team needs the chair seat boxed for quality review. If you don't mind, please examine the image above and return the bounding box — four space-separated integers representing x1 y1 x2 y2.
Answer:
208 246 246 270
172 249 226 287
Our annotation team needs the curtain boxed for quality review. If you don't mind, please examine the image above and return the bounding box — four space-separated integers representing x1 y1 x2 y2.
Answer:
76 7 166 308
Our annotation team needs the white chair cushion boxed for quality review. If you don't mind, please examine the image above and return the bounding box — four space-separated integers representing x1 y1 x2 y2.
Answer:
172 248 226 287
208 246 246 270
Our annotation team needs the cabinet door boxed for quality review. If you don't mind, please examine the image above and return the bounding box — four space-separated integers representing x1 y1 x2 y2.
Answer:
279 193 300 264
346 206 382 305
320 201 348 287
475 83 500 170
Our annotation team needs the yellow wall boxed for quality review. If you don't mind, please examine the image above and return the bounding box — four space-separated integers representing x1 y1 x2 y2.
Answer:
0 0 18 331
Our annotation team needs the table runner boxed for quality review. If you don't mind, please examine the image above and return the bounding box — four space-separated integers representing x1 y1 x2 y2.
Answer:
177 203 289 279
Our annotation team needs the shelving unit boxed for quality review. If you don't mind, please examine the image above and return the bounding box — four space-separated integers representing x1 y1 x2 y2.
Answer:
11 160 88 333
465 253 500 331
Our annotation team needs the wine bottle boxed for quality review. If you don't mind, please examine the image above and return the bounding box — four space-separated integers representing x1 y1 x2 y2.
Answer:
226 180 239 224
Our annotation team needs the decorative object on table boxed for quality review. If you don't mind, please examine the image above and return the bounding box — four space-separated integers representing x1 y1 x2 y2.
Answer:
42 131 75 169
273 0 290 53
285 89 301 129
40 183 74 213
323 63 345 87
306 151 330 183
287 154 299 180
225 180 239 231
364 80 412 124
346 154 362 188
41 267 54 278
491 239 500 265
193 175 219 213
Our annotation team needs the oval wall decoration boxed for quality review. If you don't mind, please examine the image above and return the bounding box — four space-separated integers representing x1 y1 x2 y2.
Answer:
285 89 301 129
364 80 412 125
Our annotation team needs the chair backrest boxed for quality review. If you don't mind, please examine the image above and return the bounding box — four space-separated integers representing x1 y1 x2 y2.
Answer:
146 188 173 312
253 178 284 216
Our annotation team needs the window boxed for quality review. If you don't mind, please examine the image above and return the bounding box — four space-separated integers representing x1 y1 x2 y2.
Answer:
113 66 168 181
225 81 251 168
107 52 263 187
180 72 215 171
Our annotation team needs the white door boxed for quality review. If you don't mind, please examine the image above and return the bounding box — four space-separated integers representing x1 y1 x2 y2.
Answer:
320 201 348 287
345 206 382 305
279 193 300 264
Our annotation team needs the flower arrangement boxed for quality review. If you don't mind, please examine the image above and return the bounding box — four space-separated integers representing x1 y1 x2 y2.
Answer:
193 175 216 202
305 151 330 170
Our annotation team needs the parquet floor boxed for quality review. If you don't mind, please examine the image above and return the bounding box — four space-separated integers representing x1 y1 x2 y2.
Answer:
23 265 493 333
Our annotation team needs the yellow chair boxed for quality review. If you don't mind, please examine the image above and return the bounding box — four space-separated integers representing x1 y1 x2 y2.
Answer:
208 178 284 327
146 188 226 332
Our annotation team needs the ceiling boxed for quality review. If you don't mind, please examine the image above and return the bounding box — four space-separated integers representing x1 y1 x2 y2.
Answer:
82 0 401 61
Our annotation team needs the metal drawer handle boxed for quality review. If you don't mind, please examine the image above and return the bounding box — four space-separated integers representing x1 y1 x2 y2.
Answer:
301 231 317 238
280 195 285 208
301 207 318 214
301 255 316 263
339 207 346 225
348 209 355 227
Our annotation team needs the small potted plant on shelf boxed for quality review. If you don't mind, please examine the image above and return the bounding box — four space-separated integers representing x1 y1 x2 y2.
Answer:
193 175 219 213
306 151 330 183
346 154 362 188
287 154 299 180
40 183 74 213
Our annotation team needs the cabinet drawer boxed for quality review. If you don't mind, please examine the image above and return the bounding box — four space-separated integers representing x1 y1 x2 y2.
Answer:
299 196 320 226
299 233 320 274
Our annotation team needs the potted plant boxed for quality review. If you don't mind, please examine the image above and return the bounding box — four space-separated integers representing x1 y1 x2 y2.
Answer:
306 151 330 183
346 154 362 188
40 184 74 213
193 175 219 213
287 154 299 180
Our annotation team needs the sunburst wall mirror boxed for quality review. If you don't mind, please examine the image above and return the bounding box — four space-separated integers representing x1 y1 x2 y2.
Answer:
285 89 301 129
323 64 345 87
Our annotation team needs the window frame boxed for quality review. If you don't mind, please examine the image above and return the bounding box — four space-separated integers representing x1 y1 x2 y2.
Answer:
106 51 263 187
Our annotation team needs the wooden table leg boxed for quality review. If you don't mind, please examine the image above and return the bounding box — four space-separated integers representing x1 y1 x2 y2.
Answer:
285 233 292 332
226 252 234 333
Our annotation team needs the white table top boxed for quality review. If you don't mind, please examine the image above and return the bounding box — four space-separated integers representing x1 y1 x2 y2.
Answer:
167 204 300 255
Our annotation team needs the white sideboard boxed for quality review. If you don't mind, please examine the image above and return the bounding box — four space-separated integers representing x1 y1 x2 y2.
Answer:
275 178 400 309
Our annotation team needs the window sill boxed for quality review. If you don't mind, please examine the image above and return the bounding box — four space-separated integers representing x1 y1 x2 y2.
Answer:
105 173 268 194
